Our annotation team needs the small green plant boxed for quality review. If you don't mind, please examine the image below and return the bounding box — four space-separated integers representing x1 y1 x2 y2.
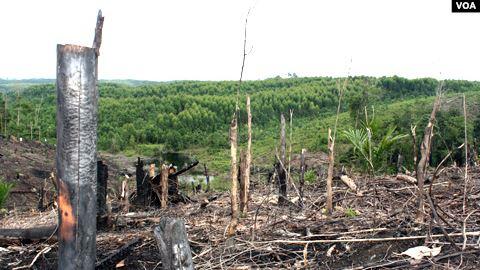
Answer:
304 170 316 183
342 126 406 174
344 207 358 218
0 179 14 209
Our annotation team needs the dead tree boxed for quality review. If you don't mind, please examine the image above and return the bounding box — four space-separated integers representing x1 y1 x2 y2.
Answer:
227 115 239 236
56 13 103 268
287 109 293 187
136 157 150 206
153 218 194 270
204 164 210 192
277 114 288 205
56 34 101 270
240 95 252 214
416 85 442 222
326 128 334 214
299 148 306 208
161 164 169 209
239 150 248 213
97 160 108 226
463 94 468 214
326 78 346 214
411 125 417 170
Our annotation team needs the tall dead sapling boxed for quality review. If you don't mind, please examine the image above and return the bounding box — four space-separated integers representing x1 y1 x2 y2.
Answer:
411 125 417 170
416 83 442 222
239 150 247 212
56 10 104 269
277 114 288 205
299 148 306 208
227 115 239 236
287 109 294 187
240 95 252 214
326 78 346 214
3 93 7 136
462 94 469 214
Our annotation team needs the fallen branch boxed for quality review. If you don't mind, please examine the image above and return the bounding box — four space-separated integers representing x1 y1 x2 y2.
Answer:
95 238 141 269
396 174 417 184
255 231 480 244
0 225 57 240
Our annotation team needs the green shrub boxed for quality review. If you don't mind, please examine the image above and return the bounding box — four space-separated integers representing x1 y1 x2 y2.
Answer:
342 125 406 174
0 179 14 209
344 208 358 218
304 170 317 183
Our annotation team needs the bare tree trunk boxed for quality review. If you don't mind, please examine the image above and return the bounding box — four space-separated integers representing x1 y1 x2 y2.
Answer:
411 125 417 171
56 43 99 269
299 148 306 208
161 164 169 209
227 115 238 236
278 114 288 205
287 109 293 187
239 150 247 213
241 95 252 214
121 178 130 212
326 128 334 214
416 86 442 222
462 94 468 214
3 94 7 136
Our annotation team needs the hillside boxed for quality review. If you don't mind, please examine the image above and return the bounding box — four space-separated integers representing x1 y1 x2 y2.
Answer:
1 76 480 175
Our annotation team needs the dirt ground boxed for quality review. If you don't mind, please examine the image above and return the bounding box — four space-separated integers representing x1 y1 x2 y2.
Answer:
1 138 480 269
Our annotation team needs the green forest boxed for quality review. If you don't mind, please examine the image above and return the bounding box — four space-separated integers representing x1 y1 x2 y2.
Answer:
1 76 480 173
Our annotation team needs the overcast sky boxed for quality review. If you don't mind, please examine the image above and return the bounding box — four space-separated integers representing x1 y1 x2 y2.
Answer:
0 0 479 81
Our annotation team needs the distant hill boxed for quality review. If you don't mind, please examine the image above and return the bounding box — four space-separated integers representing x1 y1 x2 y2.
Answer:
0 78 161 92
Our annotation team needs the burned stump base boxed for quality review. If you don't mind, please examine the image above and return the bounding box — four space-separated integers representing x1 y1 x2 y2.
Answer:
153 218 193 270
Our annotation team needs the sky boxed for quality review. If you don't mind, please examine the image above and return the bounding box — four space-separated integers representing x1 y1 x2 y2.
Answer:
0 0 479 81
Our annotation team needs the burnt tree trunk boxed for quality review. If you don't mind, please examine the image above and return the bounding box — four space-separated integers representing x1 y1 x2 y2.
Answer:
56 43 99 269
153 218 194 270
204 164 210 192
97 160 108 226
278 114 288 205
135 157 147 205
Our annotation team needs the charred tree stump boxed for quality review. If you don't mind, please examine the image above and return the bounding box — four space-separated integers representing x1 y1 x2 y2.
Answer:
278 114 288 205
204 164 210 192
136 157 148 205
153 218 194 270
56 43 99 269
97 160 108 227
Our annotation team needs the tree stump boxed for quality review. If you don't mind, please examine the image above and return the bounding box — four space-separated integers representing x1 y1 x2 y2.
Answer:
153 218 194 270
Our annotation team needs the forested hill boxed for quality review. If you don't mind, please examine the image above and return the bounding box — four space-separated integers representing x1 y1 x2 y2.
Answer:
1 76 480 171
